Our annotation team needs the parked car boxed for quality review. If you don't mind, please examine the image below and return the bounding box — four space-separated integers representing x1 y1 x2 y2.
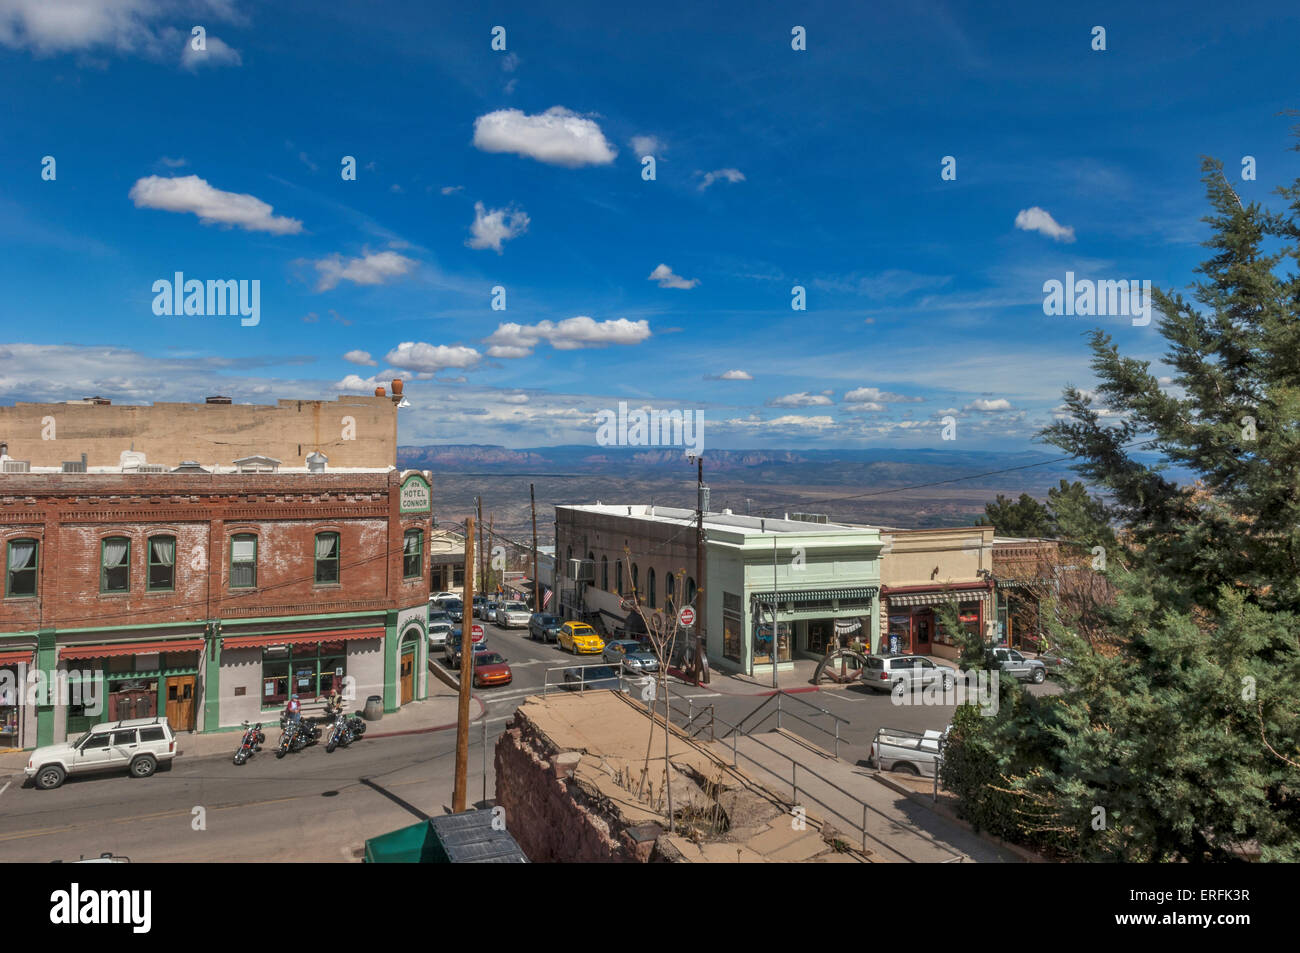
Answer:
862 654 957 693
444 627 488 667
481 598 500 621
443 599 464 623
558 622 605 655
561 664 625 692
471 652 513 688
602 639 659 674
427 610 454 647
992 647 1047 684
496 601 532 628
870 726 950 777
26 717 178 790
529 613 563 643
1038 649 1071 675
430 592 459 605
471 595 487 619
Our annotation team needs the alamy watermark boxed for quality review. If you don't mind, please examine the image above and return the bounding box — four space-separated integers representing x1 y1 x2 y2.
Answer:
889 668 1000 716
594 401 704 456
0 665 104 716
1043 271 1151 326
152 272 260 326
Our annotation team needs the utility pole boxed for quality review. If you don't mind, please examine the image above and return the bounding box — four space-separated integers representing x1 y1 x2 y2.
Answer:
530 483 540 614
695 456 709 685
488 514 496 595
772 534 779 690
452 515 476 812
476 497 484 597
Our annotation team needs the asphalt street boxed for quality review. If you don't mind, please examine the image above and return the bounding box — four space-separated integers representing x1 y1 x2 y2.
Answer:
0 614 1059 862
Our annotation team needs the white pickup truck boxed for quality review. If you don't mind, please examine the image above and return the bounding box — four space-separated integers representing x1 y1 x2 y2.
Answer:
870 725 950 777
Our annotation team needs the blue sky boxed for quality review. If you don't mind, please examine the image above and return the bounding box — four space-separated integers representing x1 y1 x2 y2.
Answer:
1 0 1297 452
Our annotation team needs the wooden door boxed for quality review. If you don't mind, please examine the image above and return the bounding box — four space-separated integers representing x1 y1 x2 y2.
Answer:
165 675 195 731
399 652 414 705
915 614 931 652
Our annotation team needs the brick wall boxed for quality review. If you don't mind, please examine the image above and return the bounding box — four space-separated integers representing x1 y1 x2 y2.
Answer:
0 470 431 632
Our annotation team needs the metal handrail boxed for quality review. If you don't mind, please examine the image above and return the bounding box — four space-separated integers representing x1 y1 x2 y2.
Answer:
541 663 645 696
724 690 849 758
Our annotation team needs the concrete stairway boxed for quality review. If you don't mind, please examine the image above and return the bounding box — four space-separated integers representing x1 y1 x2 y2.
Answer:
711 729 1019 863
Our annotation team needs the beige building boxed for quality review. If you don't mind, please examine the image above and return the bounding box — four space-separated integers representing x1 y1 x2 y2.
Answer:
0 394 398 471
874 525 996 660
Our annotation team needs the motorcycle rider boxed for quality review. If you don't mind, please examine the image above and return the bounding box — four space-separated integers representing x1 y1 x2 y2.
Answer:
325 687 344 719
285 693 302 725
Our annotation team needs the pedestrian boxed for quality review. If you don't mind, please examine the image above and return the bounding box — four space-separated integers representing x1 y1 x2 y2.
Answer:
285 693 301 725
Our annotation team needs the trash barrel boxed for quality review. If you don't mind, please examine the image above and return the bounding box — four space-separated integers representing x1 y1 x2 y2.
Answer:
362 695 383 721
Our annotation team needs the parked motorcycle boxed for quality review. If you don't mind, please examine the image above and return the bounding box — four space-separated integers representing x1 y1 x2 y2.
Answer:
325 711 353 753
275 714 321 757
233 720 266 765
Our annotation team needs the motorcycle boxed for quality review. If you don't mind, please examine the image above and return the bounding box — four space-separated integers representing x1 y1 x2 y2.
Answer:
323 704 367 752
275 713 321 758
233 720 266 765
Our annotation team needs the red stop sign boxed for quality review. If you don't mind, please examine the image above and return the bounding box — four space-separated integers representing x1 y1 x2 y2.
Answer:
678 606 696 627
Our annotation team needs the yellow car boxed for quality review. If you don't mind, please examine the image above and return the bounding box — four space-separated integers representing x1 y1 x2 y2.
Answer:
558 622 605 655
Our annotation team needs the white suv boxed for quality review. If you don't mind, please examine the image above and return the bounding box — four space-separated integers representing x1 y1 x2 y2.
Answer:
26 717 179 790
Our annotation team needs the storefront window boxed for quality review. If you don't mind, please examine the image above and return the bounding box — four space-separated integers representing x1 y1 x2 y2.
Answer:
753 621 792 665
0 664 20 747
262 642 347 707
723 592 742 662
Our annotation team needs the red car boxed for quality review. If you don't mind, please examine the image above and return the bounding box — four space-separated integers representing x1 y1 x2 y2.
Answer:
472 651 513 688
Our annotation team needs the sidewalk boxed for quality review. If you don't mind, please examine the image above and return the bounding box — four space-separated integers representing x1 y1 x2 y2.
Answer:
671 658 824 696
0 677 475 778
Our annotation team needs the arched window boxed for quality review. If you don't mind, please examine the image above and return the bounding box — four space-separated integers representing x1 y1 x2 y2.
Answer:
647 568 656 609
631 563 639 598
615 560 624 595
147 535 176 591
601 555 609 590
6 538 38 598
685 576 697 606
665 572 675 610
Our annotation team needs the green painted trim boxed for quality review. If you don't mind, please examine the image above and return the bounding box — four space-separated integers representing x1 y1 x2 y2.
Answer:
36 629 56 747
5 537 39 599
146 534 176 592
100 536 131 594
230 533 258 589
383 610 398 712
403 528 423 580
203 624 220 732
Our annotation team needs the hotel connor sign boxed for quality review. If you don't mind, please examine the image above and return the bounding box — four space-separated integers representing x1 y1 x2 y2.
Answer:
399 472 432 514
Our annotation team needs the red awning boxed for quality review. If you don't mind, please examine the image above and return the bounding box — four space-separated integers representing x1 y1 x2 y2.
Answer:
60 638 206 661
0 649 35 664
220 627 384 650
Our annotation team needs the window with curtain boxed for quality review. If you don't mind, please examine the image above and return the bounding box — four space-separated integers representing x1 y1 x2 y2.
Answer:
647 568 656 608
315 532 340 584
6 538 37 597
601 555 608 590
230 534 257 589
101 537 130 592
403 529 423 579
148 535 175 591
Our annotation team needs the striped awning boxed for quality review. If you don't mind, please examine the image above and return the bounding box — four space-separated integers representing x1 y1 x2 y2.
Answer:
886 590 989 608
220 626 383 649
751 586 878 606
61 638 205 661
0 649 35 664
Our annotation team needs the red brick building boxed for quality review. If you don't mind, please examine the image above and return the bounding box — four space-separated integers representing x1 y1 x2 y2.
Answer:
1 469 433 748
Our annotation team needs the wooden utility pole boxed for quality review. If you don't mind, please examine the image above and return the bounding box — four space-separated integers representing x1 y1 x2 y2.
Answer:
476 497 484 597
530 483 540 614
452 515 475 812
488 514 495 595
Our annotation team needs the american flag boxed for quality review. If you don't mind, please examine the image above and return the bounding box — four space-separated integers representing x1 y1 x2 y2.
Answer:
542 587 552 608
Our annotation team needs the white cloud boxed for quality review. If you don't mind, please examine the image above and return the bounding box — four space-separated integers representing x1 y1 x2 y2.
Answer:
843 386 922 404
0 0 170 56
965 398 1013 412
311 250 416 291
843 400 886 412
472 106 616 167
769 392 833 407
129 175 302 234
484 317 651 357
647 263 699 289
630 135 664 156
726 414 836 430
180 34 240 71
343 350 376 366
1014 206 1075 243
466 202 529 253
697 168 745 190
384 342 482 374
440 185 463 195
159 156 188 168
502 393 529 404
713 369 753 381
